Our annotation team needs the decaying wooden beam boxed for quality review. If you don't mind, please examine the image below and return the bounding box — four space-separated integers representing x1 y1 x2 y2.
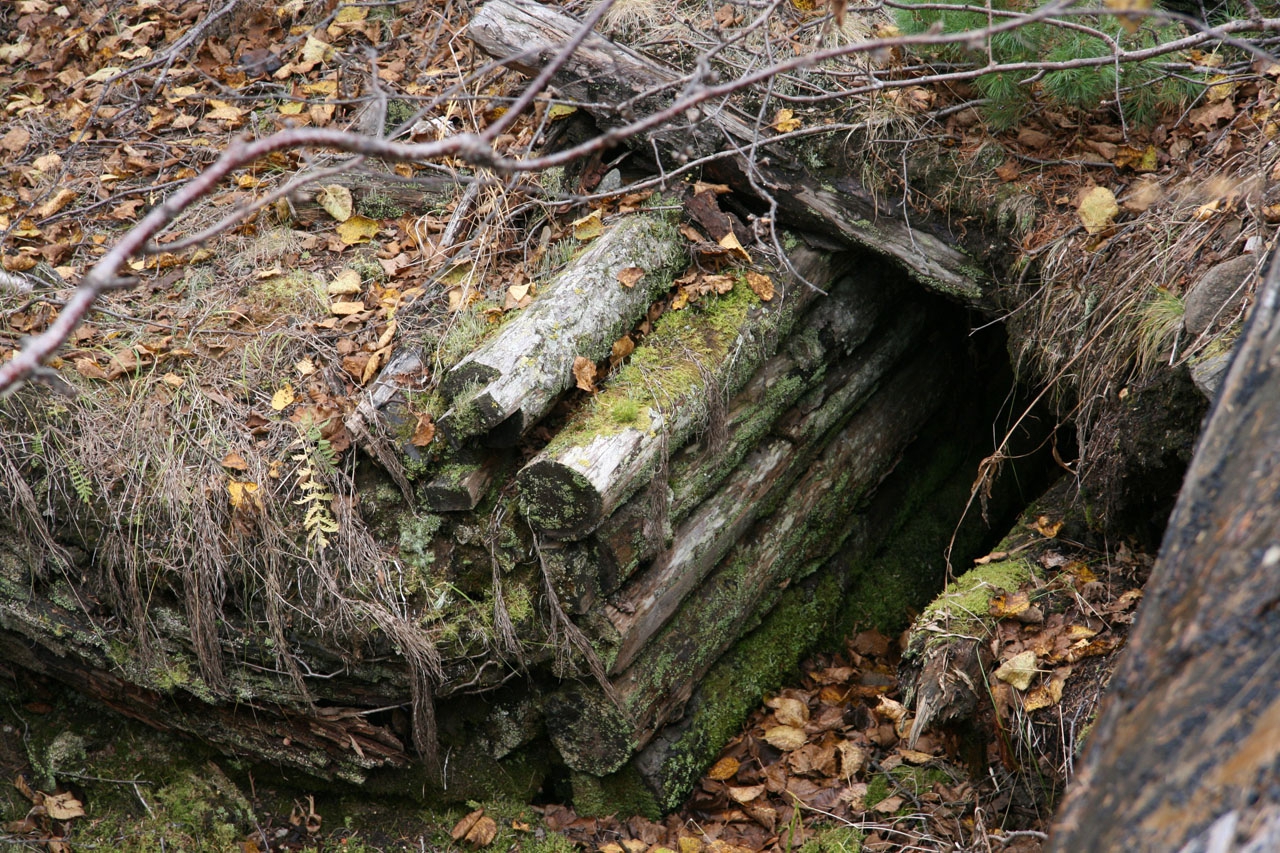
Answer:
467 0 982 299
439 214 684 444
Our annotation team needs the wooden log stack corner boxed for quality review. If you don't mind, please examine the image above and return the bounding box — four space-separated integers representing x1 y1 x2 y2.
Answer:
0 0 1034 819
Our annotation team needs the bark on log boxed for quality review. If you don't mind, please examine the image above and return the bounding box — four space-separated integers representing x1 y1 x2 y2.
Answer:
1048 251 1280 851
439 214 683 444
467 0 982 300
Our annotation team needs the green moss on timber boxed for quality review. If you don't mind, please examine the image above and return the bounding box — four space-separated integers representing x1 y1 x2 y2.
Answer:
646 571 848 812
867 764 953 814
545 281 763 455
571 766 661 820
922 558 1034 627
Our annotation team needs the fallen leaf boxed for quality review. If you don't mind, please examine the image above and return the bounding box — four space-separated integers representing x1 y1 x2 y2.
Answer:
337 215 380 245
718 231 751 263
295 357 316 376
221 452 249 471
411 415 436 447
228 480 260 510
617 266 645 288
727 784 766 804
451 809 484 841
572 209 603 241
873 795 905 814
271 384 296 410
330 300 366 316
73 357 108 380
989 590 1030 618
768 696 809 727
746 271 773 301
328 269 362 295
772 108 801 133
1077 186 1119 235
707 756 739 780
573 355 598 393
464 815 497 847
45 791 84 820
994 650 1039 691
762 724 807 751
1034 515 1064 538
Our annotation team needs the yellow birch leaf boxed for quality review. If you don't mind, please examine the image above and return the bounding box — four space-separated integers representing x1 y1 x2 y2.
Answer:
572 209 603 241
316 185 353 222
718 231 751 262
994 650 1039 691
617 266 645 288
301 35 334 65
327 268 362 295
547 103 577 120
707 756 739 780
336 215 379 245
271 384 296 410
228 480 260 509
762 725 807 751
1077 186 1119 234
772 108 801 133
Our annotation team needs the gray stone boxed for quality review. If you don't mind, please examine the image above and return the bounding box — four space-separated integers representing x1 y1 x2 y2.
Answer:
1183 254 1259 337
1191 350 1233 400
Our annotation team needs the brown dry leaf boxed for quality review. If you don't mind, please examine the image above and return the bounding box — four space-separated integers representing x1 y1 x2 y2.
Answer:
996 160 1021 182
763 724 807 751
745 271 774 301
727 784 767 804
707 755 739 780
411 414 436 447
464 815 497 847
337 215 379 245
873 795 905 814
330 299 366 316
573 355 598 394
37 188 77 218
73 357 108 380
693 181 731 195
768 696 809 727
221 452 249 471
610 335 635 365
836 741 867 780
1189 99 1235 129
451 809 484 841
994 650 1039 690
295 357 317 376
45 791 84 821
271 384 296 411
1077 186 1119 235
898 748 935 765
328 269 362 295
617 266 645 288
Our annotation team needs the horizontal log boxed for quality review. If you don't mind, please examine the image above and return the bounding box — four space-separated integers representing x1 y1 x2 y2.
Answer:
467 0 981 298
590 266 911 581
515 261 827 539
439 214 684 444
547 339 957 774
604 303 932 674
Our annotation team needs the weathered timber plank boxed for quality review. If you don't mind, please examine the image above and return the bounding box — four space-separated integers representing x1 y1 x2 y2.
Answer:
468 0 981 298
588 269 906 584
515 261 826 539
439 214 684 443
604 302 932 674
546 339 957 774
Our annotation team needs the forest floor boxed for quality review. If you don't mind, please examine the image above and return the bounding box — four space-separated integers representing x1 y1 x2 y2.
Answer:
0 0 1275 850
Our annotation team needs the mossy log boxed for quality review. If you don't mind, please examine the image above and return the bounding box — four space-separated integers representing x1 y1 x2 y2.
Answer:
1049 251 1280 851
439 214 684 445
546 335 959 775
467 0 981 299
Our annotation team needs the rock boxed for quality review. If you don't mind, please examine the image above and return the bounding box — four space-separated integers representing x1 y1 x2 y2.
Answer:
1183 254 1259 337
1190 350 1233 399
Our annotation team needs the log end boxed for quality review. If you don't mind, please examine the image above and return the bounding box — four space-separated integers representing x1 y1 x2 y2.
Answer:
517 459 604 539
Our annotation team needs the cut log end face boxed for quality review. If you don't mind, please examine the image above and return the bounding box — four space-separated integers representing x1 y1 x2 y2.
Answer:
517 460 605 539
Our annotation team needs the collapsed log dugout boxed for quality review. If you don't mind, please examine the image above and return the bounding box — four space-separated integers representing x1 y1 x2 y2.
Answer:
0 0 1042 818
